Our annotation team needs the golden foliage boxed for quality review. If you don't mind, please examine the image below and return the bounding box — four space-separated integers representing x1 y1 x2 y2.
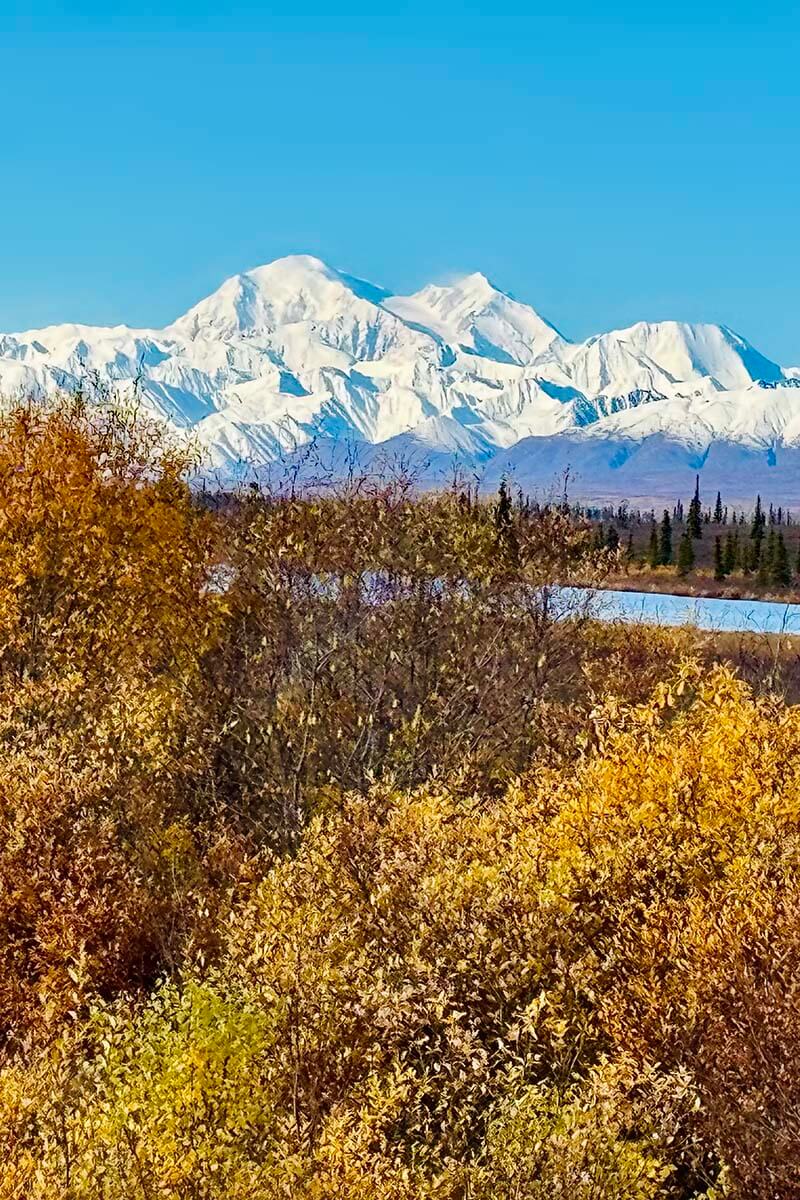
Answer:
4 658 800 1196
0 398 225 1038
0 398 797 1197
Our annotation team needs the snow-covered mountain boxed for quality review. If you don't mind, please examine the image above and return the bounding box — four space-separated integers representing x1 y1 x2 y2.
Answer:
2 253 798 504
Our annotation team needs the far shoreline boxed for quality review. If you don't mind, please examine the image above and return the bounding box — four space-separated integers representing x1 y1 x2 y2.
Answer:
601 569 800 606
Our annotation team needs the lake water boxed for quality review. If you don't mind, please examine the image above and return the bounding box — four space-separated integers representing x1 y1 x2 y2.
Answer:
207 566 800 636
563 587 800 635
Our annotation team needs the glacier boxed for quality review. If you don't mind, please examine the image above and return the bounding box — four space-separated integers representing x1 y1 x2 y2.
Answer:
2 253 799 504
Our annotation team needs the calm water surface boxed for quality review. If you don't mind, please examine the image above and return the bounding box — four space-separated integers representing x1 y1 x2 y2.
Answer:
563 587 800 635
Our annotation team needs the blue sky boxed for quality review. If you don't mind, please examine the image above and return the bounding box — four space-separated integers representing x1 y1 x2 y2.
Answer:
1 2 799 361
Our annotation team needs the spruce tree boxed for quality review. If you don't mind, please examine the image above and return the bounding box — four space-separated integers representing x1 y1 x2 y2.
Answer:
648 525 660 568
658 509 673 565
676 528 694 576
713 536 725 581
772 531 792 587
757 529 775 587
713 491 723 523
606 525 620 552
496 478 513 532
749 497 765 580
687 476 702 538
495 479 519 565
723 530 736 574
751 495 765 542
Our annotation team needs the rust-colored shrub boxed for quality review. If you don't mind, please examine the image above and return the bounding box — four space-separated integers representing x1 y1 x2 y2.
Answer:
0 398 224 1038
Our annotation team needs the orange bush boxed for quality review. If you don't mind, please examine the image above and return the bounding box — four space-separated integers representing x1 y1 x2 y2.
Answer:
0 398 225 1038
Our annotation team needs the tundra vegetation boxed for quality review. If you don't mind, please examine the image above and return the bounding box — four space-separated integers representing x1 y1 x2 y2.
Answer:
0 398 799 1198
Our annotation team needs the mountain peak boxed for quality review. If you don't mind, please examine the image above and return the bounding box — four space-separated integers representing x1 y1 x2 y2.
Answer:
261 253 330 271
450 270 499 295
244 255 391 307
6 251 792 502
604 319 784 389
385 271 564 365
412 272 505 309
244 254 340 285
168 254 391 339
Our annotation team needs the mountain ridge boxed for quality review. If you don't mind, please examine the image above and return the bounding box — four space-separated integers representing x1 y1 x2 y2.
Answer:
1 253 797 503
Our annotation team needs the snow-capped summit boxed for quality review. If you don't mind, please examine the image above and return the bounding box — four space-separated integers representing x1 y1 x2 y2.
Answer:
169 255 389 340
561 320 782 397
386 272 565 365
0 253 796 503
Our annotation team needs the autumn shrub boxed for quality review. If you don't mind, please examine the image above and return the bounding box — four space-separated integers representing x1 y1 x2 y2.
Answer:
0 395 627 1039
206 485 607 846
0 397 228 1039
3 395 800 1197
6 663 800 1197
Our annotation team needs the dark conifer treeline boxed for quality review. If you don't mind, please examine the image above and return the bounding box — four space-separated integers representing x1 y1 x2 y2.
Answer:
574 480 800 590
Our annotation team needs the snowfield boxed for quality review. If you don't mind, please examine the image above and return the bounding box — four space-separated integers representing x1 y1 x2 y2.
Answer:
3 254 799 503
